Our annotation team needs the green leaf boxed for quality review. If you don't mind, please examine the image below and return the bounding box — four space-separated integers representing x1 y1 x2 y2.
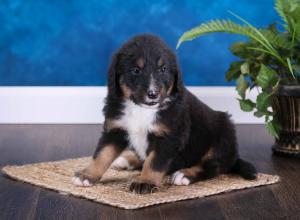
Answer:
177 19 257 49
275 0 289 26
260 29 293 49
276 0 300 35
247 47 278 58
226 61 243 81
176 17 279 56
256 65 278 90
228 11 278 55
254 111 265 118
176 15 285 65
240 62 250 75
239 99 255 112
236 75 249 99
254 110 273 118
287 57 296 79
289 5 300 23
275 0 298 30
266 120 279 138
294 23 300 41
229 41 252 58
256 92 272 112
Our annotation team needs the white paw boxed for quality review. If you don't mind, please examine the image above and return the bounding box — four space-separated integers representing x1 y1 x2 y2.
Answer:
111 156 132 170
171 171 191 186
71 177 92 187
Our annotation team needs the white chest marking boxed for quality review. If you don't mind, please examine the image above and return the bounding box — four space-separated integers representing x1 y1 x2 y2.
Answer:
117 100 158 160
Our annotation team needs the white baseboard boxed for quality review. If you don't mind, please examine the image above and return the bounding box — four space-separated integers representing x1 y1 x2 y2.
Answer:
0 86 263 124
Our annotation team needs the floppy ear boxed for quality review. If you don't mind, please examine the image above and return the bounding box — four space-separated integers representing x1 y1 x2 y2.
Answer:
171 56 184 97
107 52 121 97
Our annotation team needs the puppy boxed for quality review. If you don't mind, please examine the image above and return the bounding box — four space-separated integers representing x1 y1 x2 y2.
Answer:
72 34 257 193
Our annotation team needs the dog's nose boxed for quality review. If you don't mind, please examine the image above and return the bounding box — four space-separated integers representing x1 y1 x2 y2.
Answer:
147 90 158 99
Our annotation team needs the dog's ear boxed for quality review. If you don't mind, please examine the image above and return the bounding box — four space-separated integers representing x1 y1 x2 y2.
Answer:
107 52 121 97
171 56 184 97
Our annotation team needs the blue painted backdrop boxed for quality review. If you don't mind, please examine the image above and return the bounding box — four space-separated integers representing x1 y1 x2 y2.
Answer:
0 0 279 86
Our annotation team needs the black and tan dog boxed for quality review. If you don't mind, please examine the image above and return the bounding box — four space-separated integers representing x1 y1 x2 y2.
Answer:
72 34 257 194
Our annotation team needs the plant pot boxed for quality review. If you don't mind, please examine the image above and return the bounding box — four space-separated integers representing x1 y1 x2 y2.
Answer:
272 85 300 157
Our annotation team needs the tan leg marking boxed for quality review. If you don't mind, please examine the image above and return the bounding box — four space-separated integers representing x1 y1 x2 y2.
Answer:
171 159 203 185
122 150 143 169
172 147 215 186
104 119 122 131
111 149 143 170
73 145 121 185
202 148 214 162
180 164 203 177
152 122 170 136
181 147 214 177
135 151 165 186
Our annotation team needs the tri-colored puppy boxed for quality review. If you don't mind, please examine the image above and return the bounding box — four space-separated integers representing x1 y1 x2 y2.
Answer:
72 34 257 194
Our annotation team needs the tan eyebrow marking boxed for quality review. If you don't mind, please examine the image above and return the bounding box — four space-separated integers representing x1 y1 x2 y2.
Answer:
157 57 164 67
136 58 145 69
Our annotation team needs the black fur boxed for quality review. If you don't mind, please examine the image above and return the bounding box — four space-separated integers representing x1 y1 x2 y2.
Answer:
93 129 128 159
95 34 257 193
231 158 257 180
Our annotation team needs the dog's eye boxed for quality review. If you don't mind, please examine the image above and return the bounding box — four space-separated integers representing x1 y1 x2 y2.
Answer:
131 67 141 75
159 66 166 73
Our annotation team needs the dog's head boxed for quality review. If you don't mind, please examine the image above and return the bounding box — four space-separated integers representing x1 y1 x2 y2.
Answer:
107 34 183 108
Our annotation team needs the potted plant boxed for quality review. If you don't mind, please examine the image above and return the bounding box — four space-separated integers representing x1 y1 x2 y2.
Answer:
177 0 300 157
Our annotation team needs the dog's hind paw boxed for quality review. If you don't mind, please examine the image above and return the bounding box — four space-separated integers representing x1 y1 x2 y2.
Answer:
171 171 191 186
111 156 132 170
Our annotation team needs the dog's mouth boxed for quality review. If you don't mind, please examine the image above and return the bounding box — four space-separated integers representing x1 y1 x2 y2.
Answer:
140 101 159 109
144 101 158 106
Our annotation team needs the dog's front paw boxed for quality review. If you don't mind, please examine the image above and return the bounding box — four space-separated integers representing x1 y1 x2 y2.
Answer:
129 181 158 194
171 171 191 186
72 170 98 187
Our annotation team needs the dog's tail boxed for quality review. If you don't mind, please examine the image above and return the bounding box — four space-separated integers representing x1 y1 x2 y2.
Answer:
231 158 257 180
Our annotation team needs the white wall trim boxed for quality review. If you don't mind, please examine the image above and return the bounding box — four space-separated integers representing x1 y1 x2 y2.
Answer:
0 86 263 124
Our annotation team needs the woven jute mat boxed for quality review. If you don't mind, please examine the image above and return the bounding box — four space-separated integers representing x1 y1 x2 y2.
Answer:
2 157 280 209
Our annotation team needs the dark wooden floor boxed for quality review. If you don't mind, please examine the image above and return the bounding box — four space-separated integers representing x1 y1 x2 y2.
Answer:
0 124 299 220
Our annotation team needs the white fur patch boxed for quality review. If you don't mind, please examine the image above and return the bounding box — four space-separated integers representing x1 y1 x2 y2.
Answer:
111 156 132 170
71 177 92 187
114 100 158 160
171 171 191 186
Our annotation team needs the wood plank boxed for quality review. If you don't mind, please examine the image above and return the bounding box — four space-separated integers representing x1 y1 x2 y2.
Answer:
219 186 288 219
0 124 299 219
156 198 225 220
0 176 40 220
